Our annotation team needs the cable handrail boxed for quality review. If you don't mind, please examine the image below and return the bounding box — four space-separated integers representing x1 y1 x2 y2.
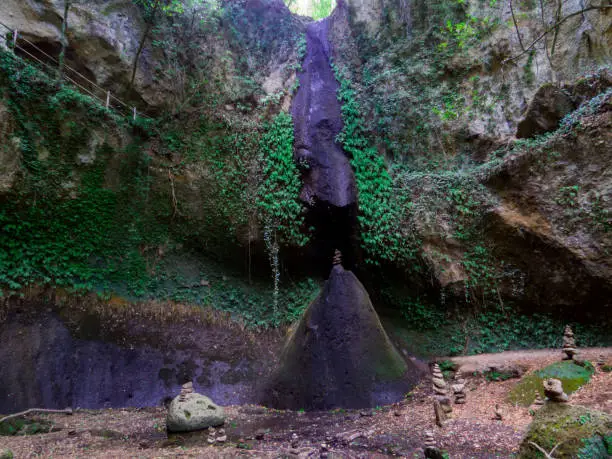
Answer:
0 19 154 121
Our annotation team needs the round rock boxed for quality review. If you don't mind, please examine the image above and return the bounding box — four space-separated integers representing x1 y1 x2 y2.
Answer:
166 393 225 432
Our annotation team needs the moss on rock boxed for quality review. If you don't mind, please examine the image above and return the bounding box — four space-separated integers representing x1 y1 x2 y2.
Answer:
519 404 611 458
508 361 594 406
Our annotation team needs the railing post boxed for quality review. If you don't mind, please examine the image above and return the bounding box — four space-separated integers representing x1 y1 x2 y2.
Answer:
13 30 18 50
106 91 110 109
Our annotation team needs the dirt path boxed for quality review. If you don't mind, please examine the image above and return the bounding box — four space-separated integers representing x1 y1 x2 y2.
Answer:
449 347 611 373
1 352 610 458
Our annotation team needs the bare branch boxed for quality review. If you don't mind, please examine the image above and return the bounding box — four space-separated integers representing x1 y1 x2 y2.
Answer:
509 0 526 51
503 5 612 65
528 441 563 458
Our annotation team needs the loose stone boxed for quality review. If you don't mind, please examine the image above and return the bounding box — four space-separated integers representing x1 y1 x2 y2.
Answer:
543 378 568 402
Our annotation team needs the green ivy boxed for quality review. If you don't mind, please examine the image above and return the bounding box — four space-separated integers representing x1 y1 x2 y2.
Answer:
257 112 307 246
332 63 419 266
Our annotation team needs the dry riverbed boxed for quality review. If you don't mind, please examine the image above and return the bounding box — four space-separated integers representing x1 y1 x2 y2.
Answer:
1 350 610 458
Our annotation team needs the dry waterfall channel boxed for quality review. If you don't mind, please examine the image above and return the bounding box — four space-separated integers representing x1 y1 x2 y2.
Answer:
0 0 611 457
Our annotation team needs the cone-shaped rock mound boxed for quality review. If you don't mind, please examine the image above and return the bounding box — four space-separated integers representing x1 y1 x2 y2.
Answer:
262 265 422 410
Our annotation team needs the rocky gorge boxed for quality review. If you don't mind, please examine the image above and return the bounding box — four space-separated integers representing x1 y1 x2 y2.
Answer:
0 0 611 456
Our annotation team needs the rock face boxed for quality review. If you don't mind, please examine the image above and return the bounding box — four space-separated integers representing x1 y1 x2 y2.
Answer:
0 308 268 413
327 0 612 319
262 265 421 410
166 392 225 433
292 18 357 208
516 84 576 138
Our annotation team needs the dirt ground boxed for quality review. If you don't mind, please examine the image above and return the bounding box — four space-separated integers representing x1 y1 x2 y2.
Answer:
1 348 610 458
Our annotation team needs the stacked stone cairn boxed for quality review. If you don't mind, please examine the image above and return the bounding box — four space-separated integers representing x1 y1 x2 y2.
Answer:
432 364 447 395
533 391 544 407
332 249 342 266
432 364 452 414
452 372 466 405
493 404 503 421
178 381 193 402
543 378 568 402
423 431 444 459
562 325 577 360
597 353 606 366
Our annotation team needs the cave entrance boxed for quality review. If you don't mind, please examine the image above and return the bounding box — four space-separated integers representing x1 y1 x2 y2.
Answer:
283 0 337 20
304 200 358 278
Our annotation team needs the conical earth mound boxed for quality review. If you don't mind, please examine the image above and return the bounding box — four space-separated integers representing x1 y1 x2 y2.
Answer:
263 265 422 410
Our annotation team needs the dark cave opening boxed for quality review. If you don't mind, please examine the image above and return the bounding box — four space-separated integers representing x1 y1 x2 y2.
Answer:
303 199 359 278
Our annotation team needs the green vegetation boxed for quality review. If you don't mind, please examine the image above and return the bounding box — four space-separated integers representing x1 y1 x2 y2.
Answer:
0 418 53 436
508 361 595 406
257 112 307 247
520 404 611 459
333 63 420 267
0 49 314 327
578 434 612 458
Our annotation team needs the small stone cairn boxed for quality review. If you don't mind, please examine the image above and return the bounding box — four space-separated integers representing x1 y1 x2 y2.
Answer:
333 249 343 266
207 427 227 444
543 378 568 402
533 391 544 407
493 404 503 421
432 365 453 426
562 325 577 360
431 364 447 396
424 431 444 459
597 353 606 366
452 372 466 405
179 381 193 402
166 382 225 433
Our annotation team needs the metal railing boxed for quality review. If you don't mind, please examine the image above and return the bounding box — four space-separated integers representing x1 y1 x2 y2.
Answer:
0 19 153 121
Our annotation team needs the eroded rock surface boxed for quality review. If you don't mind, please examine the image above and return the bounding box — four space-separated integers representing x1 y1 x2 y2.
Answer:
263 265 421 410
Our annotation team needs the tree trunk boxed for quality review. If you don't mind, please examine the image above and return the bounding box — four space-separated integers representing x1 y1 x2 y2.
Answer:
130 0 161 88
58 0 71 83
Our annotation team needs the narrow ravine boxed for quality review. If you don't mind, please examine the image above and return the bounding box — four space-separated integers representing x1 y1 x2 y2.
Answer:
292 17 358 272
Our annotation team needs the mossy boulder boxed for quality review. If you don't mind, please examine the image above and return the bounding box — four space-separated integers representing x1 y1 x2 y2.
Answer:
166 393 225 433
519 404 611 458
508 361 594 406
262 265 422 410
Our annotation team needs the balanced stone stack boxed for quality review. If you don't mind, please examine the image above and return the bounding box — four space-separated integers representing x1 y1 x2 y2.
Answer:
432 364 447 396
494 404 503 421
452 372 466 405
543 378 568 402
597 353 606 366
424 431 444 459
178 381 193 402
432 364 452 415
533 391 544 407
562 325 577 360
332 249 342 266
424 431 435 448
167 383 225 433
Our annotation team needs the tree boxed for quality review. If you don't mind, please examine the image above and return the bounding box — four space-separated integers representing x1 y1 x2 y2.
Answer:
57 1 71 82
130 0 184 87
504 1 612 66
